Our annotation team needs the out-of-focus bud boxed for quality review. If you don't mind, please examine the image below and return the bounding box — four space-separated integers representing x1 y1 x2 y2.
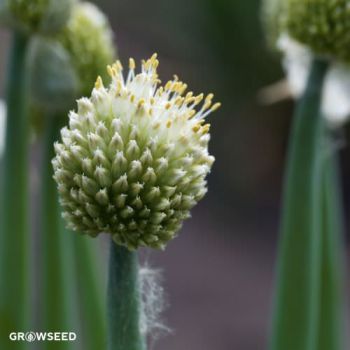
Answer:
0 0 74 34
27 2 116 113
28 37 79 112
59 2 116 97
285 0 350 62
263 0 350 63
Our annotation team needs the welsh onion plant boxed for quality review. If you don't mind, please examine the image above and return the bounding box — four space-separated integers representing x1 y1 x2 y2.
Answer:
262 0 349 349
52 54 220 349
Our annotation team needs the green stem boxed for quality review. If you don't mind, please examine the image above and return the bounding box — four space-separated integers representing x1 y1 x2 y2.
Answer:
41 115 78 349
107 240 146 350
72 234 106 350
270 58 329 350
318 134 345 350
0 31 30 348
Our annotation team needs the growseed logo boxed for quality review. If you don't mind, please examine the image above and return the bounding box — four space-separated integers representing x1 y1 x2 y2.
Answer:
9 332 77 342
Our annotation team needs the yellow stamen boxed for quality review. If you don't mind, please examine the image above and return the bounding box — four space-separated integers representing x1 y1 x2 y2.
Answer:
129 58 136 70
192 124 201 133
211 102 221 112
137 98 145 108
107 65 114 77
205 93 214 103
201 124 211 134
95 76 103 89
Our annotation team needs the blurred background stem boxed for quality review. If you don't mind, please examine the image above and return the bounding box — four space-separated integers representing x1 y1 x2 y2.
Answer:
42 114 107 349
270 58 329 350
318 134 344 350
107 241 146 350
41 115 77 349
72 234 106 350
0 31 30 349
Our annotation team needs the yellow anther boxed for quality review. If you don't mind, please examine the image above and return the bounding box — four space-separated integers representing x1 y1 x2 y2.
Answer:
137 98 146 108
201 124 211 134
187 110 196 119
130 95 135 103
115 60 123 71
202 101 212 111
166 120 172 128
194 93 204 105
211 102 221 112
165 102 172 110
151 53 158 61
179 83 188 95
107 65 114 77
153 59 159 69
165 81 172 90
192 124 201 133
95 76 103 89
186 91 193 99
153 122 160 129
205 93 214 102
175 96 184 106
185 97 195 105
129 58 136 70
150 97 155 105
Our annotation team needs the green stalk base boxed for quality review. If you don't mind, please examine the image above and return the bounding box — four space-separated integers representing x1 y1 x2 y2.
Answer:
0 31 30 350
318 135 345 350
270 58 329 350
107 240 146 350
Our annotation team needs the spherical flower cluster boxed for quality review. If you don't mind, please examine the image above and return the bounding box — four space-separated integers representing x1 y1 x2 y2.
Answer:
0 0 74 34
52 54 219 250
281 0 350 62
59 2 116 97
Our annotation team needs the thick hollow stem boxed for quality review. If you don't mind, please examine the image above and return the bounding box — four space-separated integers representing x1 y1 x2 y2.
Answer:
270 58 329 350
107 240 146 350
318 135 345 350
0 31 30 348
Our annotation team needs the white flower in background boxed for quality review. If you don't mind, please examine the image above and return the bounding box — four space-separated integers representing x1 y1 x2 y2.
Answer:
52 54 219 250
0 100 6 157
278 34 350 127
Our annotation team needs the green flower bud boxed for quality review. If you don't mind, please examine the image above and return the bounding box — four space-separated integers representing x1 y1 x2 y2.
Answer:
0 0 74 34
59 2 116 97
284 0 350 62
53 55 219 250
27 2 115 113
